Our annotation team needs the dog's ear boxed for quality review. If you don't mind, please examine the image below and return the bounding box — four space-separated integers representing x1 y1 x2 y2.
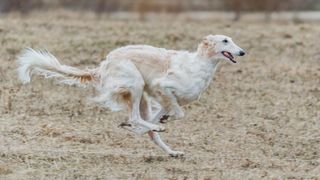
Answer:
201 37 209 48
198 37 216 58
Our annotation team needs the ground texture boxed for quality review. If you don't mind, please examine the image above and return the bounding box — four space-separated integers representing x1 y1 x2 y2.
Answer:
0 11 319 179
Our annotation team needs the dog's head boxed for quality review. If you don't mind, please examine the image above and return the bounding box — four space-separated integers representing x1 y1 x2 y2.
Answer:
198 35 245 63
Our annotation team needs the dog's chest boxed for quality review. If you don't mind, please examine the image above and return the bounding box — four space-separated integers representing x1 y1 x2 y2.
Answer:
170 60 216 104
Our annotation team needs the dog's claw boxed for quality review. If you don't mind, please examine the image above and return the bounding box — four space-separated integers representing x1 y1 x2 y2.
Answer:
152 125 166 132
160 115 170 123
169 151 184 158
160 119 168 124
118 122 132 128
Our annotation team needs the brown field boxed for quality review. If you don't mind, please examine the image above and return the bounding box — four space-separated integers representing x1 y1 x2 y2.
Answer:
0 11 319 179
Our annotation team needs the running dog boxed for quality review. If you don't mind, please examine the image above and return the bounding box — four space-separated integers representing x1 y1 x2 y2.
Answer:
17 35 245 157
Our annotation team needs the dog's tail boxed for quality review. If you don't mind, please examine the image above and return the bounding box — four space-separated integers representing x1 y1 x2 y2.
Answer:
17 48 99 87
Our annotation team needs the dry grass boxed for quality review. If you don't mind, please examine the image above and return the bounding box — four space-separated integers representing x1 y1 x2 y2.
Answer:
0 11 319 179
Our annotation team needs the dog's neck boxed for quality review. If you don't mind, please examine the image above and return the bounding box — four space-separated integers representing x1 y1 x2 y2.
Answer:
196 44 222 66
192 52 222 89
194 52 221 69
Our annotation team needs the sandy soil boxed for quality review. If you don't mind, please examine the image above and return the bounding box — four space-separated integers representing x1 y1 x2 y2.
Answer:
0 11 319 179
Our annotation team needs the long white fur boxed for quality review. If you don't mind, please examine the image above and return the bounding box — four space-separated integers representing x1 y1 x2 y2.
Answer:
17 35 245 157
17 48 94 87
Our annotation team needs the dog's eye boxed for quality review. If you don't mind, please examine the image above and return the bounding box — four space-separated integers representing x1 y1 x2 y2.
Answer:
223 39 228 43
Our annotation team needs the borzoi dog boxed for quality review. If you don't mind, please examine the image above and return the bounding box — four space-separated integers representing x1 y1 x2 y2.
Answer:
17 35 245 157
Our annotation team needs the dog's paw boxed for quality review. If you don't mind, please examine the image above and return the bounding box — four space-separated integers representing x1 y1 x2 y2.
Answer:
169 109 185 120
118 122 132 128
169 151 184 158
160 115 170 123
174 110 185 119
152 124 166 132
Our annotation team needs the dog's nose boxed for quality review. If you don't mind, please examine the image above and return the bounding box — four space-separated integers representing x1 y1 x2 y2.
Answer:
239 51 246 56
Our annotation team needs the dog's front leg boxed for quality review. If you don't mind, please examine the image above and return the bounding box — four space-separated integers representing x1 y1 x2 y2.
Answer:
147 131 184 157
160 89 184 120
153 81 185 120
120 106 168 135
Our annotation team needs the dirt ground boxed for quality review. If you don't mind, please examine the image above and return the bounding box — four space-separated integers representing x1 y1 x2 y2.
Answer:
0 11 319 179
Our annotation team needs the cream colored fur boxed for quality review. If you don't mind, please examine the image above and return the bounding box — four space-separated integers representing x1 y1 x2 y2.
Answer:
17 35 245 157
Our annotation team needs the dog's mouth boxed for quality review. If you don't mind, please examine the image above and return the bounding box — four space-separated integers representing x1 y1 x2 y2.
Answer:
222 51 236 63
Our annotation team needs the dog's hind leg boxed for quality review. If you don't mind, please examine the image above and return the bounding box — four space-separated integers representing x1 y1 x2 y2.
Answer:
121 94 165 134
148 131 184 157
122 98 183 156
104 59 164 132
128 96 183 156
126 85 166 133
121 96 168 135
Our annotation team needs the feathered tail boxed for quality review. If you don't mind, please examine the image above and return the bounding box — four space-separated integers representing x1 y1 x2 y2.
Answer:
17 48 99 87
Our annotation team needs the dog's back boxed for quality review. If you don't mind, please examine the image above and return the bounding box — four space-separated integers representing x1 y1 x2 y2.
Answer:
106 45 171 83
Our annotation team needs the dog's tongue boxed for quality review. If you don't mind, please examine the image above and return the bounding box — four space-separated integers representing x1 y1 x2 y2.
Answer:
222 51 232 59
222 51 236 63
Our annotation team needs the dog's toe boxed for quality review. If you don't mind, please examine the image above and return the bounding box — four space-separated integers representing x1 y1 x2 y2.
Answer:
169 151 184 158
152 125 166 132
160 115 170 123
118 122 132 128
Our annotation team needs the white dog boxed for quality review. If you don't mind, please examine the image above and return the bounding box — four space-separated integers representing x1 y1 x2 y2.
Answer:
17 35 245 157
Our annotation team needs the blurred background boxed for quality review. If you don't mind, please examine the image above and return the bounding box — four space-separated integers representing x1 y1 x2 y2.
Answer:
1 0 320 21
1 0 320 179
